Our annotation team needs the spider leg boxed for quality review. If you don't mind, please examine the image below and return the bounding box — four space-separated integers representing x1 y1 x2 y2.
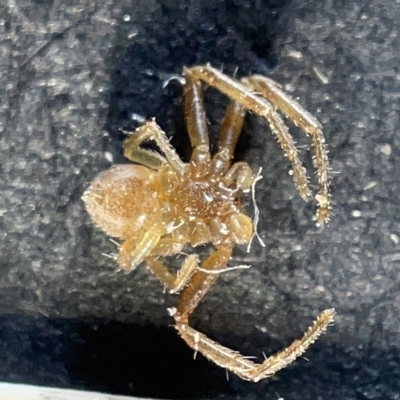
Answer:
171 240 334 381
174 243 232 318
151 237 187 256
212 100 246 174
201 93 255 190
123 142 167 170
222 161 254 192
245 75 330 224
185 65 329 223
118 224 164 271
124 121 185 172
183 68 254 185
175 308 335 382
146 254 200 294
182 68 211 167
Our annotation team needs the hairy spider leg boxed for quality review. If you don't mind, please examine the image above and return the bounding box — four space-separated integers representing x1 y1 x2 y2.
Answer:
244 75 330 223
145 254 200 294
123 120 170 170
124 121 185 172
183 69 211 169
214 100 245 169
184 68 255 190
123 138 167 170
214 101 256 190
121 222 202 292
142 236 202 294
176 304 335 381
213 99 255 190
170 239 335 381
186 66 310 199
185 65 331 224
118 223 164 271
174 242 232 321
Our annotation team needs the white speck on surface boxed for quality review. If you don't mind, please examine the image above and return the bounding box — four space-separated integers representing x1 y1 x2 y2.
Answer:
283 83 295 92
315 285 326 293
131 113 147 124
122 14 131 22
104 152 113 163
351 210 362 218
167 307 177 316
255 324 267 333
312 66 329 84
287 49 303 59
390 233 399 245
379 143 392 156
363 181 377 191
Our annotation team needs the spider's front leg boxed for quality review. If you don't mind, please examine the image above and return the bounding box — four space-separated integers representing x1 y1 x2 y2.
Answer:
185 65 330 225
182 68 210 168
183 69 255 190
243 75 330 223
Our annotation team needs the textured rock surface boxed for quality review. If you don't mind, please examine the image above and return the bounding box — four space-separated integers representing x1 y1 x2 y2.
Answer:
1 1 399 399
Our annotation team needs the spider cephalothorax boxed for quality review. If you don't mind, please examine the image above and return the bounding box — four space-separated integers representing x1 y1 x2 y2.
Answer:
83 64 334 382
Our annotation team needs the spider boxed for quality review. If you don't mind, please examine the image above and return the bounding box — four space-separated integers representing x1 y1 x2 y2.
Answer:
83 64 334 382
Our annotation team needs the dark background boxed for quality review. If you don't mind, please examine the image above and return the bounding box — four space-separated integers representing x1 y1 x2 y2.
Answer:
1 1 399 399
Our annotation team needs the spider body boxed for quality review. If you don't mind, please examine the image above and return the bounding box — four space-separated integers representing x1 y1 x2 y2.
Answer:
83 65 334 381
85 151 253 270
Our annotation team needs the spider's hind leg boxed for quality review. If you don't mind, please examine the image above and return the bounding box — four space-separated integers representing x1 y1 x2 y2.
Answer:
175 308 335 382
170 241 334 382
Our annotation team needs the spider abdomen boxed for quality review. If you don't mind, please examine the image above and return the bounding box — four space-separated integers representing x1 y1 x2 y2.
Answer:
83 164 163 239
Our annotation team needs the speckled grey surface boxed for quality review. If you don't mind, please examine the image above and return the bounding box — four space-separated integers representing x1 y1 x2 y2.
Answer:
1 0 399 399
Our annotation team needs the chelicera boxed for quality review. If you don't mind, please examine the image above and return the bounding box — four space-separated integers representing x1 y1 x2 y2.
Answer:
83 64 334 382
